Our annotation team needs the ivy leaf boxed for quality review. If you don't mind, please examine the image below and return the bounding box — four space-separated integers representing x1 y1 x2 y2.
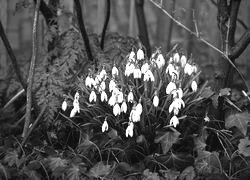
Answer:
225 112 250 135
179 166 195 180
89 162 113 178
154 128 180 154
238 137 250 157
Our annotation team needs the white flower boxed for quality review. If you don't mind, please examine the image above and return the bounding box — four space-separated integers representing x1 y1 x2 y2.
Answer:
169 98 185 115
108 95 116 106
85 76 93 88
100 81 106 91
137 48 144 60
113 103 121 116
112 66 119 76
192 65 198 74
136 102 143 115
128 91 134 103
62 100 67 111
129 51 135 62
126 122 134 137
70 108 77 118
141 63 150 74
184 63 193 75
101 91 108 102
133 68 142 79
129 107 141 122
102 120 108 132
173 53 180 63
143 70 155 82
153 95 159 107
180 55 187 67
204 115 210 122
166 63 175 75
74 92 80 100
73 99 80 113
166 82 177 94
99 69 107 79
89 91 97 103
109 79 116 92
156 54 165 68
172 88 183 99
191 81 198 92
121 101 127 113
125 63 135 76
170 115 179 127
169 57 173 63
117 91 124 103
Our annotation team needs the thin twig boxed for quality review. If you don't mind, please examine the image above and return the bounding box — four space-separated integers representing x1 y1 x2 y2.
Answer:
22 0 41 138
150 0 248 90
22 105 46 145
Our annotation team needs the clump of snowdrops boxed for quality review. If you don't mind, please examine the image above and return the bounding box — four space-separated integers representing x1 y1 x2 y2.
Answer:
62 45 201 138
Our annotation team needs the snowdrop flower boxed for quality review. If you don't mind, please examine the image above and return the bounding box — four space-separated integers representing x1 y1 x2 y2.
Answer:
172 88 183 99
184 63 193 75
166 82 177 94
129 107 140 122
191 81 198 92
127 91 134 103
117 91 124 103
169 57 173 63
74 92 80 100
61 100 67 111
121 101 128 113
204 115 210 122
126 122 134 137
73 99 80 113
102 120 108 132
156 53 165 68
108 95 116 106
112 66 119 77
173 53 180 63
109 79 116 92
153 94 159 107
113 103 121 116
70 108 77 118
136 102 143 115
133 68 142 79
85 76 93 88
100 81 106 91
169 98 185 115
125 63 135 76
192 65 198 74
144 70 155 82
141 62 150 74
137 48 144 60
170 115 179 127
129 51 135 62
99 69 107 80
89 90 97 103
166 63 175 75
101 91 108 102
180 55 187 67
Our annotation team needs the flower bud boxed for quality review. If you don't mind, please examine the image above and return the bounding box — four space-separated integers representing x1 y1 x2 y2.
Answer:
153 95 159 107
180 55 187 67
191 81 198 92
137 48 144 60
62 100 67 111
102 120 109 132
173 53 180 63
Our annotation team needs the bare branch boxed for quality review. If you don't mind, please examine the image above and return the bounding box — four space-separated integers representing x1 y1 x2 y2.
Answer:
23 0 41 138
0 20 27 89
100 0 110 50
229 29 250 59
74 0 94 65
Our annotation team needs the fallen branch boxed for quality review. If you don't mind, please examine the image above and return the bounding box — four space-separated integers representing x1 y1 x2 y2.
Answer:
22 0 41 138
